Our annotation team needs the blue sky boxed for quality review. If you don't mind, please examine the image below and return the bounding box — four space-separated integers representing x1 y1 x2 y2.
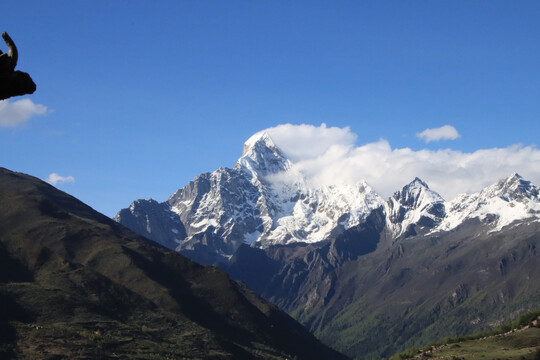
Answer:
1 1 539 217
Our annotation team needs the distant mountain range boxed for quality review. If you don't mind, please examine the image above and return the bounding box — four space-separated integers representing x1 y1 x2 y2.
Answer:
116 131 540 261
0 167 347 360
115 132 540 358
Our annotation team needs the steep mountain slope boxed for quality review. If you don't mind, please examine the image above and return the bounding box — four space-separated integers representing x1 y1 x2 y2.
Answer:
0 167 348 360
116 132 384 264
222 175 540 358
116 133 540 265
436 173 540 233
386 177 445 239
114 132 540 359
414 325 540 360
392 309 540 360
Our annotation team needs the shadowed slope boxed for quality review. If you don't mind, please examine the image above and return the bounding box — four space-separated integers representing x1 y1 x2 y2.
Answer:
224 208 540 358
0 167 348 360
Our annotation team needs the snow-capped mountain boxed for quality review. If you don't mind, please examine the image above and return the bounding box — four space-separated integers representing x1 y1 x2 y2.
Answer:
435 173 540 233
115 132 540 264
386 177 446 238
233 132 384 247
235 131 293 177
116 132 384 262
385 173 540 238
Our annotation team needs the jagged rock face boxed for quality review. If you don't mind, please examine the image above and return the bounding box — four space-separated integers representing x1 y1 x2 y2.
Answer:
116 132 385 263
112 131 540 358
224 207 388 312
235 131 293 177
491 173 540 201
115 130 540 265
386 177 446 238
223 206 540 359
114 199 186 249
167 168 265 263
436 173 540 234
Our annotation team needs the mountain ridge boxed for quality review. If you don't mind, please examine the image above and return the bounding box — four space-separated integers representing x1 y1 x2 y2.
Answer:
114 135 540 358
116 134 540 262
0 167 348 360
222 214 540 358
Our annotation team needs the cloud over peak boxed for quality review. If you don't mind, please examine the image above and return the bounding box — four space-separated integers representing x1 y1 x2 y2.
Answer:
416 125 460 143
251 124 540 201
259 123 357 162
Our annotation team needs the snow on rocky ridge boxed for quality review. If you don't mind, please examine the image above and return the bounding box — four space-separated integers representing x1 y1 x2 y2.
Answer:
436 173 540 233
386 177 446 238
166 132 386 247
115 132 540 259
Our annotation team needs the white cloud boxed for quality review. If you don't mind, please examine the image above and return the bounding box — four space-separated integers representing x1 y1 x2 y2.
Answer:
257 123 357 162
258 124 540 201
416 125 460 143
0 99 48 128
47 173 75 186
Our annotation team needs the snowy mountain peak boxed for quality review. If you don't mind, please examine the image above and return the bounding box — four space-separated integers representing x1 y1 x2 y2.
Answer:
392 178 444 209
436 174 540 234
235 132 292 177
387 178 446 238
115 127 540 264
482 173 539 202
411 177 428 187
242 131 276 156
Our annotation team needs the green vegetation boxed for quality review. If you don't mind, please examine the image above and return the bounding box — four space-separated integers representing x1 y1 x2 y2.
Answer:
390 309 540 360
293 281 540 360
283 226 540 360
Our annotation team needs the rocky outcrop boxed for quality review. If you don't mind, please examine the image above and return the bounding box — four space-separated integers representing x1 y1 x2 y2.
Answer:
116 132 385 263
